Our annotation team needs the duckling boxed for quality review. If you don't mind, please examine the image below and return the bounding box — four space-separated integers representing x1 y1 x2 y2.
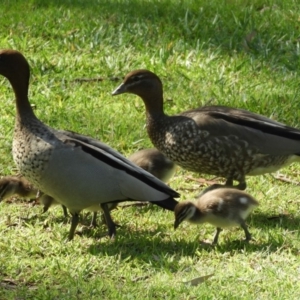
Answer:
0 176 36 201
128 148 176 183
0 176 69 217
37 191 68 217
0 50 179 240
174 188 258 244
113 70 300 191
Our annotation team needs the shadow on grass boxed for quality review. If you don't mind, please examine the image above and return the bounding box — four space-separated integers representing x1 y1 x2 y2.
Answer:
251 211 300 231
83 215 299 270
26 0 300 72
13 204 299 268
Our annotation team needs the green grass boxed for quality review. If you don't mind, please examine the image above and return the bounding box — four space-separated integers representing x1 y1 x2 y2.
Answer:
0 0 300 298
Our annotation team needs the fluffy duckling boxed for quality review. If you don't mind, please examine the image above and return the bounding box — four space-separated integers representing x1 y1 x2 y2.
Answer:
113 70 300 191
37 191 68 217
128 148 176 183
0 176 36 201
174 188 258 244
0 176 68 217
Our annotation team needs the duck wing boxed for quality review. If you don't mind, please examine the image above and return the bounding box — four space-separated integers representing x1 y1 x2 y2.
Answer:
181 105 300 156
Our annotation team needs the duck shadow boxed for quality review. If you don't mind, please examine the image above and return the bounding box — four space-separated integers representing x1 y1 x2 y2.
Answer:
87 224 201 266
16 206 299 263
84 222 297 269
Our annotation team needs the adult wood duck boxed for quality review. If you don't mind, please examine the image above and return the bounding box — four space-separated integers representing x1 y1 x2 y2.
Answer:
112 70 300 190
174 188 259 244
0 50 179 240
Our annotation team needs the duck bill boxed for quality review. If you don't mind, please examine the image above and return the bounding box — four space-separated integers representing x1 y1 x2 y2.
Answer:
112 83 127 95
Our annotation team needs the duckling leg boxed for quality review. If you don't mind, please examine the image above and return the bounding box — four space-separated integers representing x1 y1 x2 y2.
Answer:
212 227 222 244
90 211 98 228
100 203 116 239
68 212 80 241
40 194 53 214
62 205 69 218
240 220 252 241
42 204 50 214
43 202 69 219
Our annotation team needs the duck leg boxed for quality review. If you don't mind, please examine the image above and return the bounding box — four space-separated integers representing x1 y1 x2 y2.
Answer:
198 184 225 196
91 205 121 227
225 178 233 186
226 178 246 190
100 203 116 239
200 178 246 196
68 212 80 240
212 227 223 244
235 181 246 190
198 178 234 197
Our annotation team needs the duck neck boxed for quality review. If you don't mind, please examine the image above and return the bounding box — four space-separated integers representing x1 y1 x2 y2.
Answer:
10 74 36 122
143 90 169 142
146 107 166 137
143 90 165 120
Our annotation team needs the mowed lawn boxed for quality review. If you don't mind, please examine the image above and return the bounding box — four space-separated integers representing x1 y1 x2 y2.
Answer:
0 0 300 298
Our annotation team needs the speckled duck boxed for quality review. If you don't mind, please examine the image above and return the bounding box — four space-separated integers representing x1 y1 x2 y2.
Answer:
113 70 300 190
0 50 179 240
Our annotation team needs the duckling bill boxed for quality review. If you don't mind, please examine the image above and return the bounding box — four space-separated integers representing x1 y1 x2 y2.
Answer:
174 188 258 244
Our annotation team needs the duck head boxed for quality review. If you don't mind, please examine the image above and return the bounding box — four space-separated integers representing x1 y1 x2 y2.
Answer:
112 69 164 113
112 69 163 96
0 49 30 91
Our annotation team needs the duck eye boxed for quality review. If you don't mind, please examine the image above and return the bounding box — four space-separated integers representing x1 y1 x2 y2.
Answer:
132 76 141 82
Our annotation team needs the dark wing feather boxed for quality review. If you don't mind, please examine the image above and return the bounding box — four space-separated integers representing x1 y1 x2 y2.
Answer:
59 132 179 199
181 106 300 156
203 106 300 139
